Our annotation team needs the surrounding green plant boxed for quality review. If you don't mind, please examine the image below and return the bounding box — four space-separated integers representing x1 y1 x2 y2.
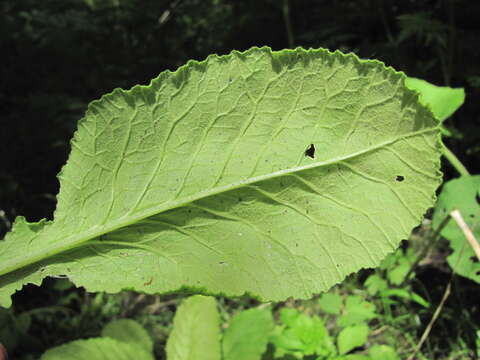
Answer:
40 319 155 359
25 238 474 359
364 248 430 312
270 296 391 359
405 74 480 285
44 294 397 360
432 175 480 283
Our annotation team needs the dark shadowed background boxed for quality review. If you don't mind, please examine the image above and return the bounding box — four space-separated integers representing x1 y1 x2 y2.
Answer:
1 1 479 359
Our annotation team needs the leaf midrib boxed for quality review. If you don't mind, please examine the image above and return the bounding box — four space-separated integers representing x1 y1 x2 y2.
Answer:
0 127 438 278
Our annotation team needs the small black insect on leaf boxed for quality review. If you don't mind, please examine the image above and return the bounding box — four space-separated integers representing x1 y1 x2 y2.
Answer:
305 144 315 159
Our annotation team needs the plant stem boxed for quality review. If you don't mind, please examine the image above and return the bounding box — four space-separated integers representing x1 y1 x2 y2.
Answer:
282 0 294 48
441 142 470 176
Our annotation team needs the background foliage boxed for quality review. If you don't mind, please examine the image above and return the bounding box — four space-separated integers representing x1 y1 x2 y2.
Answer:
1 0 479 359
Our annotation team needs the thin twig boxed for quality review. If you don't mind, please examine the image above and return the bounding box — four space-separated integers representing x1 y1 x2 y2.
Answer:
450 209 480 261
407 282 451 360
407 209 479 359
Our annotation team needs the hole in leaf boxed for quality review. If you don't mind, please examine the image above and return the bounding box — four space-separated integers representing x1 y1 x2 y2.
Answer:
395 175 405 182
476 191 480 205
305 144 315 159
470 256 479 264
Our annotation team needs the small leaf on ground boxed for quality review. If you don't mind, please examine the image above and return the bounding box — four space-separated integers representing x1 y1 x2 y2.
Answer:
318 292 342 315
40 338 154 360
166 295 221 360
272 308 335 357
101 319 153 353
222 308 274 360
337 324 369 355
364 274 388 295
338 296 377 327
368 344 400 360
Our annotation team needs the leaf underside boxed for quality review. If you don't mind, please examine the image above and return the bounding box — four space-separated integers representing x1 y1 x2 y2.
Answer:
0 47 442 307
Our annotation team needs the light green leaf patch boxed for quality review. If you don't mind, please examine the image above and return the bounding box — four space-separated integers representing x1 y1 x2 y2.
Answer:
222 308 274 360
337 296 377 327
40 338 154 360
368 344 400 360
337 324 369 355
101 319 153 353
318 292 342 315
166 295 221 360
41 318 154 359
405 77 465 122
432 175 480 283
0 47 441 307
271 308 336 357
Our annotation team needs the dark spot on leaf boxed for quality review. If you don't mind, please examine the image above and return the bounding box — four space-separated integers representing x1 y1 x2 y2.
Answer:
143 277 153 286
305 144 315 159
476 192 480 205
470 214 475 218
471 256 479 264
396 175 405 182
476 270 480 276
238 197 243 202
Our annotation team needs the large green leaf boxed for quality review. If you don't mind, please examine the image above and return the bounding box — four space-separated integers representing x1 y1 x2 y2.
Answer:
432 175 480 283
166 295 221 360
0 47 441 307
